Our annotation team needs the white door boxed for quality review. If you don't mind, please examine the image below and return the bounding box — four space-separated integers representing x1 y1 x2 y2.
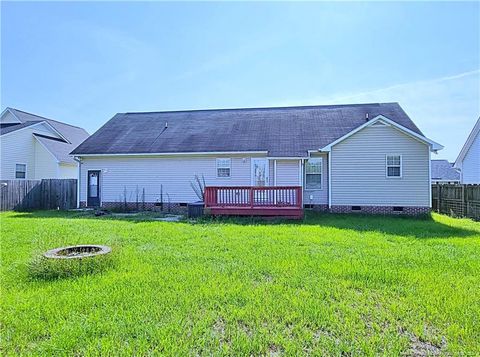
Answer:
251 158 270 204
251 158 269 186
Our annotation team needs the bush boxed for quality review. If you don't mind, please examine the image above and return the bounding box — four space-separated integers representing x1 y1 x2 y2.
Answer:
28 253 115 280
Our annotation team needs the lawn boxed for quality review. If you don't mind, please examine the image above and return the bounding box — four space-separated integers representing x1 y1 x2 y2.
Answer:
1 211 479 356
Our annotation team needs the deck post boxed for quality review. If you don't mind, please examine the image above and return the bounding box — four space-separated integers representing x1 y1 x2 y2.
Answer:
250 187 254 208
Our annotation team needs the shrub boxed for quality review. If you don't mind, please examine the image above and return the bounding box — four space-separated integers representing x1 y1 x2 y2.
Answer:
28 253 115 280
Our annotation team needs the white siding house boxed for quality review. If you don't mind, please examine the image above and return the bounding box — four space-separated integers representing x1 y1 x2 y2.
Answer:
72 103 442 215
0 108 89 180
79 155 262 205
455 118 480 184
329 123 430 207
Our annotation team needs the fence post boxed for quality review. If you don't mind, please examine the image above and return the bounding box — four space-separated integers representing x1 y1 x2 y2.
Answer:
438 184 442 213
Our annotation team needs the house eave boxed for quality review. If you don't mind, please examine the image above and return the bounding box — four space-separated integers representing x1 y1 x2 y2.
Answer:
72 150 270 158
319 115 443 152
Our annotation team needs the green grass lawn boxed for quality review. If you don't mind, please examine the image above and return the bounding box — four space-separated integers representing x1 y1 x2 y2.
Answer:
1 211 479 356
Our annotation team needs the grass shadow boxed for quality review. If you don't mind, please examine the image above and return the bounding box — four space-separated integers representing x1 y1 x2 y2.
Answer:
4 209 480 240
199 211 480 239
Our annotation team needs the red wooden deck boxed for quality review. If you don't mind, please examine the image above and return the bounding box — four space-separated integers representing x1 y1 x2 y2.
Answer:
204 186 303 219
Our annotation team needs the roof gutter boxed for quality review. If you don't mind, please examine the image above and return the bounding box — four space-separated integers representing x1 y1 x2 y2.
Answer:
71 150 270 157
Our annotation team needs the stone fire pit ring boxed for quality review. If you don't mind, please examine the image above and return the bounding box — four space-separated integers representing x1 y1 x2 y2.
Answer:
44 245 111 259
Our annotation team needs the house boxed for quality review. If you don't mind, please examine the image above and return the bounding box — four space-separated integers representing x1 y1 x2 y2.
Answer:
431 160 460 184
0 108 89 180
454 117 480 184
71 103 443 216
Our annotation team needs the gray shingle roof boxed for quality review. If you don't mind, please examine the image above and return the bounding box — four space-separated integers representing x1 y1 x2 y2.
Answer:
2 108 89 164
33 134 80 164
0 121 42 135
431 160 460 181
71 102 423 157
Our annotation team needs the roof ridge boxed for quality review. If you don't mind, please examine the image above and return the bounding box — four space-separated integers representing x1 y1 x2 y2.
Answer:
123 102 399 115
8 107 87 131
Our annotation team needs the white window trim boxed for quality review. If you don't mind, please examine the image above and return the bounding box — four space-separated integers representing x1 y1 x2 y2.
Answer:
386 154 402 178
216 158 231 178
305 157 323 190
15 163 27 180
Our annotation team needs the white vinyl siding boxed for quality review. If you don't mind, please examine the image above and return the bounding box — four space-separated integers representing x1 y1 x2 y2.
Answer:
275 160 300 186
59 164 78 179
461 131 480 184
303 153 328 205
34 139 59 179
1 111 21 124
0 123 73 180
331 125 430 206
79 155 258 204
0 128 36 179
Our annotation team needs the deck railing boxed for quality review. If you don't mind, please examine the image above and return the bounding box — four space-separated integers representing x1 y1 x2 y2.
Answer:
204 186 302 208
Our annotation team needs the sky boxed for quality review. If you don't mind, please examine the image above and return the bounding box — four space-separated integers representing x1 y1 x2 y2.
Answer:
1 1 479 161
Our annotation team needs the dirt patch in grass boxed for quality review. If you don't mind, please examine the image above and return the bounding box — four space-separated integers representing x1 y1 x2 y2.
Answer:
268 344 284 356
399 327 445 356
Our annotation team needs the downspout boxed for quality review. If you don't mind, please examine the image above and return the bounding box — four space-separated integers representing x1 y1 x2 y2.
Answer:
328 151 332 209
428 148 432 208
74 157 82 208
299 159 305 208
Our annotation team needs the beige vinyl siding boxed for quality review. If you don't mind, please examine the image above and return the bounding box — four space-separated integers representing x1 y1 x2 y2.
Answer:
331 124 430 206
34 139 58 179
275 160 300 186
0 128 36 179
304 153 328 205
79 155 260 204
461 132 480 184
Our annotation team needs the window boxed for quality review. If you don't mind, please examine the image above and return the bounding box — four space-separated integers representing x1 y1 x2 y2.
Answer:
386 155 402 178
305 158 322 189
15 164 26 179
216 158 231 178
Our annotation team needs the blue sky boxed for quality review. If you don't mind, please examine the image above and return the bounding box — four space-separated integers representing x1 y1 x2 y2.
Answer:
1 1 479 161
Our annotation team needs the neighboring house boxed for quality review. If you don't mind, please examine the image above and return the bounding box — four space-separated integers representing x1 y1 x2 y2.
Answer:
71 102 442 215
431 160 460 184
0 108 89 180
454 117 480 184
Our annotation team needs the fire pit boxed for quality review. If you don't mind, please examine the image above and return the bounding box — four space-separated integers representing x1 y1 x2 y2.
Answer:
44 245 111 259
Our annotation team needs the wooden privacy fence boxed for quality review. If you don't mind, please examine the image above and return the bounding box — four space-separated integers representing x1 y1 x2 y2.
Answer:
0 179 77 211
432 184 480 221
